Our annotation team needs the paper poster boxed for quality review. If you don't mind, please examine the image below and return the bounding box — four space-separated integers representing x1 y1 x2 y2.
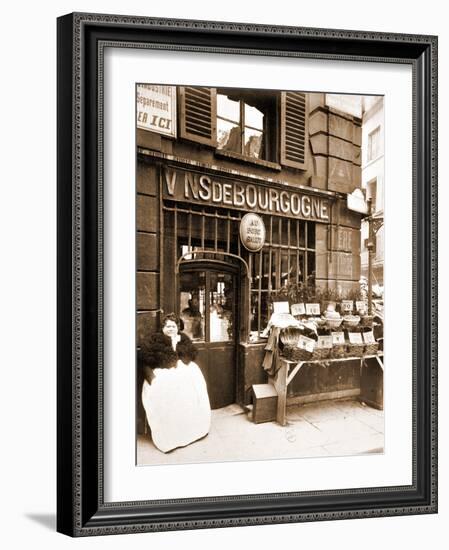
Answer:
291 303 306 316
348 332 363 344
332 332 345 345
136 84 177 137
305 303 320 316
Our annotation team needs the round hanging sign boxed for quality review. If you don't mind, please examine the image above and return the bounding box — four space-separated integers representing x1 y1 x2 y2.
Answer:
239 213 266 252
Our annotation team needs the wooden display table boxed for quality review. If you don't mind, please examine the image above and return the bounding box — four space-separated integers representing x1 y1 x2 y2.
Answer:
270 354 384 426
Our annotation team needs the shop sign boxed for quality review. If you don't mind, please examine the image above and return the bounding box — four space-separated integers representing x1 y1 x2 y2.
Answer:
272 301 289 314
305 303 320 316
239 213 266 252
137 85 176 137
297 335 316 353
317 335 333 349
332 332 345 345
291 303 306 316
341 300 354 313
162 167 330 222
363 331 376 344
347 188 368 214
348 332 363 344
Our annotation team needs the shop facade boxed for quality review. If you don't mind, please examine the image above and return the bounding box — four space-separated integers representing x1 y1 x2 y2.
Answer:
136 86 364 423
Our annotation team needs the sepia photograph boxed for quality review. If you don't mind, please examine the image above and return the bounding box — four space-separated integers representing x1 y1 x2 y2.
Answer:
54 9 438 536
135 84 385 465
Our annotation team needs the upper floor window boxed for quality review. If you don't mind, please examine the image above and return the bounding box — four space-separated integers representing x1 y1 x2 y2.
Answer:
178 86 308 169
216 90 280 163
367 126 381 162
217 93 267 160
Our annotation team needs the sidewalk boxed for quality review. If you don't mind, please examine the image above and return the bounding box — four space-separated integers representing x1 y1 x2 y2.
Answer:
137 398 384 466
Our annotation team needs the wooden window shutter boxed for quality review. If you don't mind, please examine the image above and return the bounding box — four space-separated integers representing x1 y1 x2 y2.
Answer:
179 87 217 146
280 91 308 170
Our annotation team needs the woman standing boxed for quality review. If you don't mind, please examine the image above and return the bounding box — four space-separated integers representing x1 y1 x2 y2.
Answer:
139 313 211 453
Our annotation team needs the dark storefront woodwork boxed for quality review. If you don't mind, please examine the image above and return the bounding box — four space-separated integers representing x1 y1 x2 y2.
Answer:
162 198 317 328
160 193 319 407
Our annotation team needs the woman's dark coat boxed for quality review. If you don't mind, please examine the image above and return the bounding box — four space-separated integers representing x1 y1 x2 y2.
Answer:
139 332 198 384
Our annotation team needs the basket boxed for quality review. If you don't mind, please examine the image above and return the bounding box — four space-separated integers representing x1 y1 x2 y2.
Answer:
310 317 326 328
343 315 361 329
282 345 313 362
279 327 302 347
312 347 331 360
346 343 365 357
325 317 343 330
360 315 374 327
331 344 347 359
364 342 379 355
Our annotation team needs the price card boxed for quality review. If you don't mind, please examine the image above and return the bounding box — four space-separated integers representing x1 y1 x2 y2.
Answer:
341 300 354 313
317 335 333 349
305 303 320 316
356 300 368 314
332 332 345 345
348 332 363 344
297 335 316 352
273 301 289 314
291 303 306 316
362 331 376 344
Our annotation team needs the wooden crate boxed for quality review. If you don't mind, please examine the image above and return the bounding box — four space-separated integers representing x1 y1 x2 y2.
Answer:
360 359 383 410
252 384 278 424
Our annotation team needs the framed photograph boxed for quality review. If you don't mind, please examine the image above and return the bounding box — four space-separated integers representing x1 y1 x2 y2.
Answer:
57 12 437 536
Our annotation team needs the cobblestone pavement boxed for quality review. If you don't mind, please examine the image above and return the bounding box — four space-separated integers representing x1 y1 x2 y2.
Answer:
137 398 384 466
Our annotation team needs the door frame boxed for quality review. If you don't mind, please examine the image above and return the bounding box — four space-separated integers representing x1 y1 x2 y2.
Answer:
177 259 240 340
176 251 251 343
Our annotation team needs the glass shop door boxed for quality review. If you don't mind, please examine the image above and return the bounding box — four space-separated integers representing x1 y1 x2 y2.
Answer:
179 267 237 409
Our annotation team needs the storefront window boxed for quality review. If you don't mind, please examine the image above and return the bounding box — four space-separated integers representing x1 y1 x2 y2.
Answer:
250 292 270 335
249 217 316 339
164 201 316 344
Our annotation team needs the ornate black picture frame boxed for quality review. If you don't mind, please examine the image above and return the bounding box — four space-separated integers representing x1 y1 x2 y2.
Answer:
57 12 437 536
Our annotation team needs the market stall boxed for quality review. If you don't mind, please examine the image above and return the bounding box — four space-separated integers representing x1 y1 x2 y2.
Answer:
257 299 383 425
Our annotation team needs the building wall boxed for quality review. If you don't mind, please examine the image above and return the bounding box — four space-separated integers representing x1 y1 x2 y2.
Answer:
361 97 384 285
136 90 363 347
136 159 161 344
310 94 362 295
136 88 364 414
